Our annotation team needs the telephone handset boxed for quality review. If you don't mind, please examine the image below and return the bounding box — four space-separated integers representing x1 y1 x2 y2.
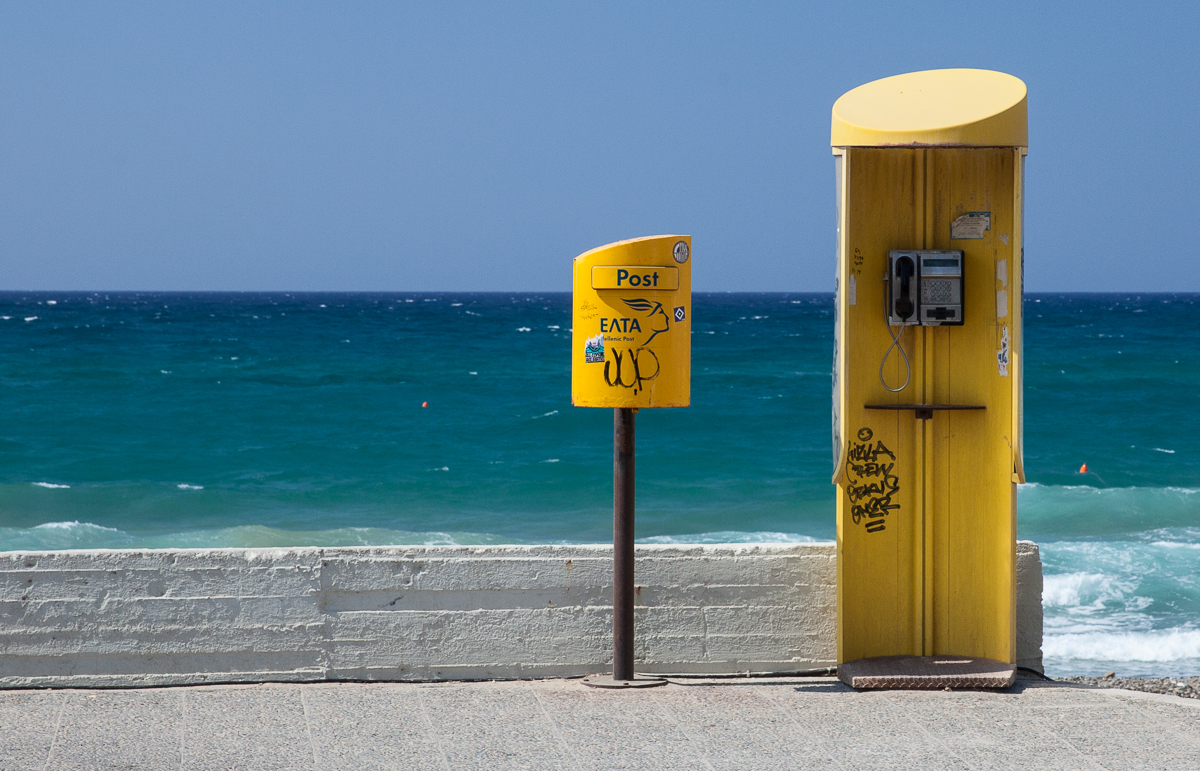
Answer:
880 250 964 391
890 255 917 322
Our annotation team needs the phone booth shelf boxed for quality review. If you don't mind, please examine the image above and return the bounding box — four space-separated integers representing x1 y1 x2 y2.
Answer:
831 69 1027 690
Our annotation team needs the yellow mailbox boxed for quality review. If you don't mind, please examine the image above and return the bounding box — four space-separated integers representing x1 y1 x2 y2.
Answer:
831 69 1027 687
572 235 691 408
573 235 691 688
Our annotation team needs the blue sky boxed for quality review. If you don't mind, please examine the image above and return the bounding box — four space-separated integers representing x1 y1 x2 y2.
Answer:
1 1 1196 292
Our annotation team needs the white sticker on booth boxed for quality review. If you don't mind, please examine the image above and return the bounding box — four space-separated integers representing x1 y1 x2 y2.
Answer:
951 211 990 240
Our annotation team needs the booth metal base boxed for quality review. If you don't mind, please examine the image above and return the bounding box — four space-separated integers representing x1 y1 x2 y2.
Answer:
838 655 1016 690
581 674 667 689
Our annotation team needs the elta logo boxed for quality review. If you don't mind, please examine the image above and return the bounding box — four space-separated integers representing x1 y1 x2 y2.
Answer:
622 299 670 345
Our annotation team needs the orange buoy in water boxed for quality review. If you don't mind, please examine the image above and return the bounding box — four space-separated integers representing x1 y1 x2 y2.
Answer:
422 401 428 408
1079 463 1088 473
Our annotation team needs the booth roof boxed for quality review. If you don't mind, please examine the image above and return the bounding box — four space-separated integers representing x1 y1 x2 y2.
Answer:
831 68 1027 148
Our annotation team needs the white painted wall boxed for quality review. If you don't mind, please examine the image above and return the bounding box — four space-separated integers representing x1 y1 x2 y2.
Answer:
0 542 1042 688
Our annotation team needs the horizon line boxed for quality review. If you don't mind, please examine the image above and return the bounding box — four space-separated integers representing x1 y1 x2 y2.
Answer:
1 289 1198 296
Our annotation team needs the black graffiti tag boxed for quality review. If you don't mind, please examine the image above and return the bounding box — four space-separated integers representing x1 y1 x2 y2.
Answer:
604 347 661 394
845 427 898 533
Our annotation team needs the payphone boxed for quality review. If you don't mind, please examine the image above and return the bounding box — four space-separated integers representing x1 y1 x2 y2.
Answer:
887 251 964 327
882 250 964 392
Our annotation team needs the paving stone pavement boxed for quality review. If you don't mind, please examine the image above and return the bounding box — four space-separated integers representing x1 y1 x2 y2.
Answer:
2 676 1198 770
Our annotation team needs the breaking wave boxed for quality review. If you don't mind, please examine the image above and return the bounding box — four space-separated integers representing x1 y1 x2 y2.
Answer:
1044 629 1200 663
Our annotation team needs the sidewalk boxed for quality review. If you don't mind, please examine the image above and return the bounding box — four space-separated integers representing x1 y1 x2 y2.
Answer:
3 676 1197 770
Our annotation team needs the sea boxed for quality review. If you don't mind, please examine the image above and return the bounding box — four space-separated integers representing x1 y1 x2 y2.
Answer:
1 291 1197 678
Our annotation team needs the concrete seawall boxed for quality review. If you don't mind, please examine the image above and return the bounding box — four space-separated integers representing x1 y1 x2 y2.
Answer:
0 542 1043 688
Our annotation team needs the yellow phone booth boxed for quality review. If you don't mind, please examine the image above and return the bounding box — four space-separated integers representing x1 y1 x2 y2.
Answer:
831 70 1027 688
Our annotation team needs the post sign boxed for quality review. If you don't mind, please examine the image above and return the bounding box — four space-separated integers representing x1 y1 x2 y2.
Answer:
572 235 691 408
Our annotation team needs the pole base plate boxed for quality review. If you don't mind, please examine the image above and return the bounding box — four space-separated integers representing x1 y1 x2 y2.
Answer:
581 674 668 689
839 655 1016 690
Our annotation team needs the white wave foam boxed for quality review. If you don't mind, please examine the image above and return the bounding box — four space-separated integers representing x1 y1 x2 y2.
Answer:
177 484 204 490
1025 483 1198 496
1045 628 1200 662
639 531 826 545
1153 448 1176 454
1042 572 1123 607
31 482 70 489
532 410 559 419
1040 571 1152 618
1028 483 1101 492
33 521 120 533
542 459 560 463
33 521 81 530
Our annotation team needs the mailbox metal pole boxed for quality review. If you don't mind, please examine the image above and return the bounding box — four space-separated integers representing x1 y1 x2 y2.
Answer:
581 406 664 688
613 407 636 681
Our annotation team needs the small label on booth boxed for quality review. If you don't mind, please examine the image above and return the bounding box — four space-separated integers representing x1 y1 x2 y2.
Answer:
951 211 990 240
592 266 679 290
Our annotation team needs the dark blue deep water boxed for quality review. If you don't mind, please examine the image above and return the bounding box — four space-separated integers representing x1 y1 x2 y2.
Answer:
1 292 1198 676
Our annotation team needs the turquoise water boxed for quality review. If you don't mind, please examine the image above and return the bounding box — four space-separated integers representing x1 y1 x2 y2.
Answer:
1 292 1197 677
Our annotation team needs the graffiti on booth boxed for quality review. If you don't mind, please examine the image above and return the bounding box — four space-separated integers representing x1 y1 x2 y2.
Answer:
845 427 899 533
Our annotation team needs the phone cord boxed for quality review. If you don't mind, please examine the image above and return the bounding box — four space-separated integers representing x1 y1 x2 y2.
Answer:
880 278 911 392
